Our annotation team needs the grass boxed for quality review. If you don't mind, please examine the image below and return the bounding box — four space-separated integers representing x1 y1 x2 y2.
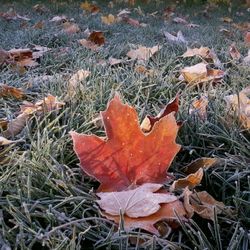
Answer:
0 0 250 249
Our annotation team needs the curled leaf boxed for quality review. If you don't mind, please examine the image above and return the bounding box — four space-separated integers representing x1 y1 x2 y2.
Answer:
170 168 203 191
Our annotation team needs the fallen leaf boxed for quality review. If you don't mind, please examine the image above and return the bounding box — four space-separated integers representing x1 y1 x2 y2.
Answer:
229 43 241 60
122 16 141 27
32 4 47 13
173 17 188 24
164 30 187 45
0 8 30 21
127 45 161 61
1 113 29 138
141 95 179 133
33 21 44 29
134 65 155 77
117 9 131 17
189 95 208 121
101 14 116 25
2 94 64 138
182 47 211 58
103 198 186 235
79 31 105 50
67 69 91 97
186 23 200 28
88 31 105 45
97 183 177 218
189 191 226 220
182 158 221 174
244 32 250 46
243 49 250 65
49 15 67 23
80 1 100 14
163 6 175 19
109 57 124 66
0 136 17 146
224 87 250 129
70 94 181 192
0 84 24 99
180 63 224 85
232 22 250 32
221 17 233 23
170 168 203 191
62 22 80 34
182 47 221 66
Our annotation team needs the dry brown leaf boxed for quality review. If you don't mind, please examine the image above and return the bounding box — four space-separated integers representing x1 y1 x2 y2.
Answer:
164 30 187 45
182 47 221 66
101 14 116 25
0 8 30 21
0 84 24 99
232 22 250 32
221 17 233 23
0 136 17 146
32 4 47 13
1 113 29 138
62 22 80 34
97 183 177 218
182 158 220 174
141 95 179 133
224 87 250 129
243 50 250 65
122 16 141 27
170 168 203 191
127 45 161 61
67 69 91 97
244 32 250 47
180 63 224 85
79 31 105 50
182 47 211 58
189 95 208 121
229 43 241 60
189 191 226 220
134 65 155 77
33 21 44 29
173 17 188 24
103 199 187 235
80 1 100 14
49 15 67 23
108 57 123 66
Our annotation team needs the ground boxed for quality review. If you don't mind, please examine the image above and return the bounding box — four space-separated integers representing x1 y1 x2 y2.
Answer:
0 0 250 249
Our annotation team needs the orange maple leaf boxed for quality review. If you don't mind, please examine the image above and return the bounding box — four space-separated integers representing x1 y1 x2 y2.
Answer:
71 94 181 192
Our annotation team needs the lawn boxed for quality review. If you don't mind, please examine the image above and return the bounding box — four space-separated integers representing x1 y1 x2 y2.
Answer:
0 0 250 249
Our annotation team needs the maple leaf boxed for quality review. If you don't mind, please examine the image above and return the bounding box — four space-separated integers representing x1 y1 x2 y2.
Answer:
97 183 177 218
103 198 187 235
71 94 181 192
